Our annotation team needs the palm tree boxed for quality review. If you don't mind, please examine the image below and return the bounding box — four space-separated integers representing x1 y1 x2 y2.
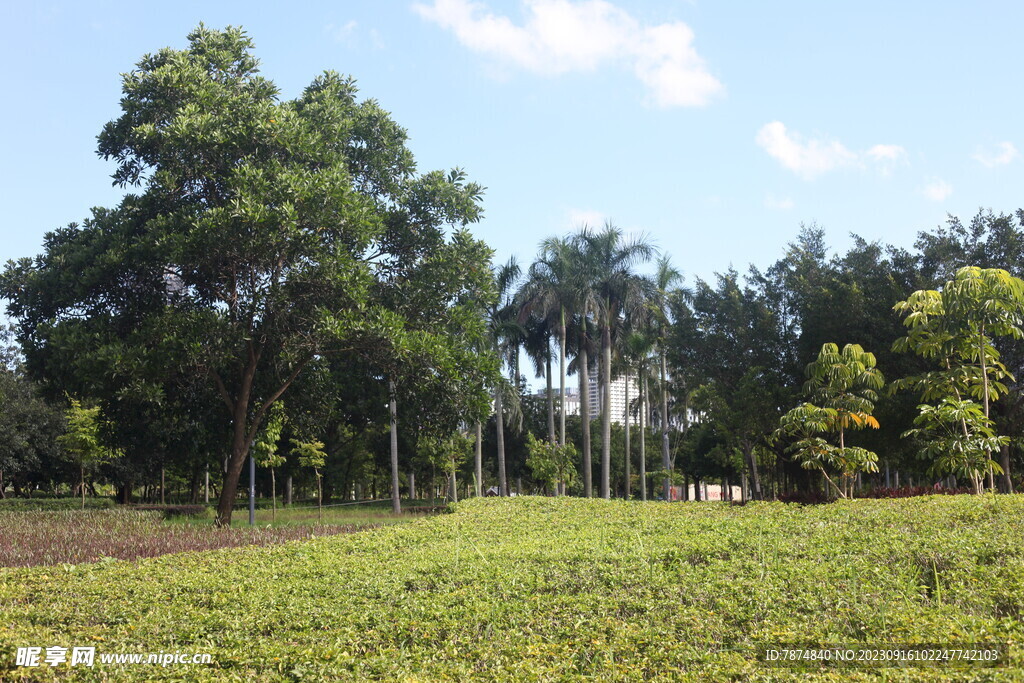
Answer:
524 236 579 448
650 255 682 500
620 330 656 499
487 258 523 496
520 312 557 443
575 225 654 499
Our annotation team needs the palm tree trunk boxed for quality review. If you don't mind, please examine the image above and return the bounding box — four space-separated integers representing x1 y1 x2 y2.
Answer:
624 369 631 500
640 373 647 501
559 311 567 446
601 315 612 500
496 385 508 496
546 351 555 443
389 379 402 515
660 352 671 500
474 421 483 497
579 341 593 497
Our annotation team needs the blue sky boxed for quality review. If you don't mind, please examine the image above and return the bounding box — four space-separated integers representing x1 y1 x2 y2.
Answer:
3 0 1023 295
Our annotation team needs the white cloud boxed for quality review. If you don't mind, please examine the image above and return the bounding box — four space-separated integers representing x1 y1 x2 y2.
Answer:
755 122 857 180
973 141 1018 168
413 0 723 108
923 178 953 202
764 193 794 210
326 20 359 45
866 144 908 177
866 144 905 162
566 208 606 228
756 122 907 180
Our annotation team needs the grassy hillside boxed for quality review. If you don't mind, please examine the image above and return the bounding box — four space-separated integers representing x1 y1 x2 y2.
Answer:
2 496 1023 681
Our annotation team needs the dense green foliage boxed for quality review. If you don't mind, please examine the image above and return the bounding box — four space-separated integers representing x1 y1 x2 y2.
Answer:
0 26 496 523
2 496 1023 680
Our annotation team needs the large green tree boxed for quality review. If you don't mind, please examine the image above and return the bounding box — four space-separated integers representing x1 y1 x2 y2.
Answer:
2 26 488 524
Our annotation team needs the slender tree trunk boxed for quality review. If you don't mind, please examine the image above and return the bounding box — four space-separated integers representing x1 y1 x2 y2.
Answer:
474 422 483 497
316 471 323 522
449 465 458 503
640 374 647 501
559 313 567 447
409 471 417 500
270 468 276 522
579 341 593 497
80 464 85 510
624 370 631 500
496 386 508 496
389 379 401 514
744 443 762 500
160 467 166 505
660 352 671 500
546 351 555 443
286 475 292 505
601 315 612 499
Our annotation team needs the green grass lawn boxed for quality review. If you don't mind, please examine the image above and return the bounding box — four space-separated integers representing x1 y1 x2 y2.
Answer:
2 495 1023 681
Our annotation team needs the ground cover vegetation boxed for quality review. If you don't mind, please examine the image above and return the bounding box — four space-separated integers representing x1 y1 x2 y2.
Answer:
5 26 1024 513
2 496 1022 680
0 509 383 568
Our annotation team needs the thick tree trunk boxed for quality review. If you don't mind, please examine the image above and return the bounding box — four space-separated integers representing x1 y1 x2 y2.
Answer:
216 404 253 526
474 422 483 497
389 379 401 514
1000 444 1014 493
580 342 592 497
496 386 508 496
601 317 612 499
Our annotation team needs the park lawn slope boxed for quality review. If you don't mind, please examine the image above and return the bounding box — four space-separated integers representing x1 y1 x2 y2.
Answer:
1 495 1023 681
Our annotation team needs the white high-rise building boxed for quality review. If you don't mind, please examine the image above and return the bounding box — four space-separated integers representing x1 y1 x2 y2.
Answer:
587 368 639 426
534 387 581 416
